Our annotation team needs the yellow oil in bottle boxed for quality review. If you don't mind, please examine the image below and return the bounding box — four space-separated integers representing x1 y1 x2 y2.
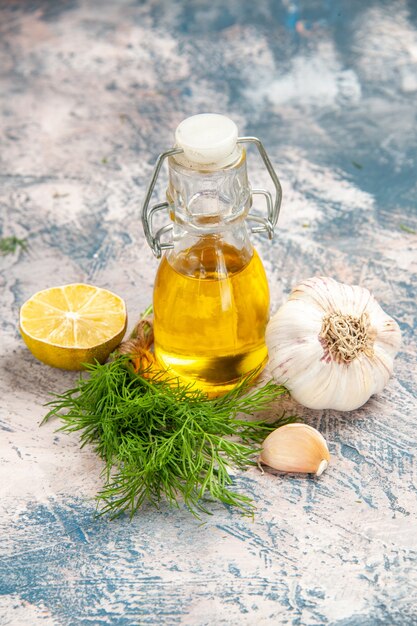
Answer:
153 237 270 395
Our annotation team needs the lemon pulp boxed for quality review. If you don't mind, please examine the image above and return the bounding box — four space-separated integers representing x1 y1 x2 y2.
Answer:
19 283 127 370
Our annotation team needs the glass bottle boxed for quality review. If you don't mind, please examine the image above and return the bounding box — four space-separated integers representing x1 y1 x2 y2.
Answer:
142 114 282 396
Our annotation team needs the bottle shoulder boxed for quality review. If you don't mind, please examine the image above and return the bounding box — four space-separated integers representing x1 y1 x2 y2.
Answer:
156 237 266 281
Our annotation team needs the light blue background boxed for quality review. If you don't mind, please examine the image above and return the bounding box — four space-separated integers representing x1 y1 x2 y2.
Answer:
0 1 416 624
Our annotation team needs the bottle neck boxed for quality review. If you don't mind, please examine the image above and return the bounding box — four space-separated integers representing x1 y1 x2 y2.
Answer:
167 148 250 234
164 148 254 276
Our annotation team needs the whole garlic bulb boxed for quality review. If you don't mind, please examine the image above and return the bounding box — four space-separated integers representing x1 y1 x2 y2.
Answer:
266 276 401 411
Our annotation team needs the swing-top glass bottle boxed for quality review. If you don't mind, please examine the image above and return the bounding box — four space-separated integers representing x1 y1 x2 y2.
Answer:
142 114 282 396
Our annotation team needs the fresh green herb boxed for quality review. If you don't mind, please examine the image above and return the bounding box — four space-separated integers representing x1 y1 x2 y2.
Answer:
101 157 108 164
351 161 363 170
44 357 296 519
399 223 416 235
0 236 28 256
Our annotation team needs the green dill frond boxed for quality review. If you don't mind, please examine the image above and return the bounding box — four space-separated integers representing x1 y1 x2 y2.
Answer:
0 236 28 255
44 356 297 519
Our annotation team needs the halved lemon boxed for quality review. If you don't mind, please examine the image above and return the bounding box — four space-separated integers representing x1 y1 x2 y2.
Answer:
19 283 127 370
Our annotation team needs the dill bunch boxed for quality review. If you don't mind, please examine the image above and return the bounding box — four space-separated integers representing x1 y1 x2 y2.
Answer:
44 357 296 518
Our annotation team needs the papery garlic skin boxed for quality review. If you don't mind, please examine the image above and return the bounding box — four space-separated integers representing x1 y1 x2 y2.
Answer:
259 423 330 476
266 277 402 411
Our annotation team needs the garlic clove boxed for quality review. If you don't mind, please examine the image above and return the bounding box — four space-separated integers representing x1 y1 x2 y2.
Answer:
259 424 330 476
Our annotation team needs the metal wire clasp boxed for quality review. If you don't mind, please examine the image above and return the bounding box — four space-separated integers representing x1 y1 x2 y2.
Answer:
141 138 282 258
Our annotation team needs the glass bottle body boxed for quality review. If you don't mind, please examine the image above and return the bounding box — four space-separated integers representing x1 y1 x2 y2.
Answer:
153 151 270 395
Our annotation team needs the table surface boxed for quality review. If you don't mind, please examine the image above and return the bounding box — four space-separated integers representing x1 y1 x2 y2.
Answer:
1 1 416 625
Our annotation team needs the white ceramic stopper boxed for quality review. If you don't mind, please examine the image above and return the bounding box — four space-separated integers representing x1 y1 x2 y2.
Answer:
175 114 239 167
